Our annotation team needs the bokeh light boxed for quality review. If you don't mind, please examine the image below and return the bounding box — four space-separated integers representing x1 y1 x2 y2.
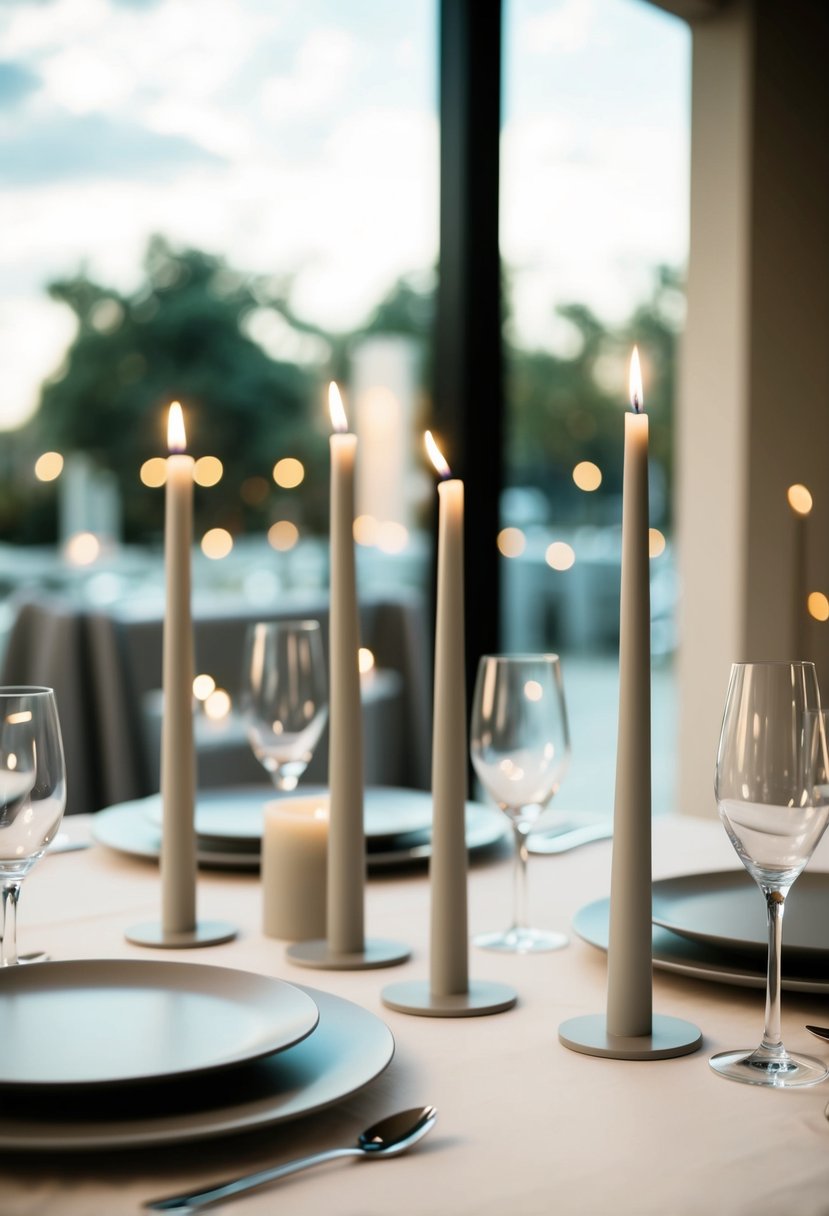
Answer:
788 484 813 516
64 532 101 566
193 673 216 701
353 515 379 546
241 476 270 506
807 592 829 622
497 527 526 558
201 528 233 559
545 541 575 571
273 457 305 489
268 520 299 551
648 528 666 558
204 688 232 720
34 451 64 482
194 456 223 487
358 648 376 675
572 461 602 492
376 522 409 553
140 457 167 488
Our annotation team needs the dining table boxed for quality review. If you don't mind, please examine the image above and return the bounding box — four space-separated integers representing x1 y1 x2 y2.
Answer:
3 804 829 1216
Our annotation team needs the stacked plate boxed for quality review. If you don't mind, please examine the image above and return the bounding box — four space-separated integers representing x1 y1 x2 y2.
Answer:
574 869 829 993
0 958 394 1151
92 786 507 871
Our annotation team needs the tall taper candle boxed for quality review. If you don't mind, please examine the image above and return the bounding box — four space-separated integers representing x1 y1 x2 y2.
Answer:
559 349 699 1057
606 348 652 1038
380 431 514 1012
425 431 469 996
326 382 365 955
161 401 196 934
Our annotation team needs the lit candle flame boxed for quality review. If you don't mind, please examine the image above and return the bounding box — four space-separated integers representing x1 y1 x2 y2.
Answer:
167 401 187 452
329 382 348 433
424 430 452 479
628 347 644 413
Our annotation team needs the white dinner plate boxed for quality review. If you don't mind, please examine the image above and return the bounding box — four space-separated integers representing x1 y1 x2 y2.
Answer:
142 786 436 844
0 959 319 1090
573 897 829 993
92 799 507 871
0 986 394 1152
651 870 829 960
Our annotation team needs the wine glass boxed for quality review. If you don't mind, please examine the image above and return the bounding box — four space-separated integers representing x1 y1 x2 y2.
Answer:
470 654 571 952
711 661 829 1087
240 621 328 792
0 687 66 966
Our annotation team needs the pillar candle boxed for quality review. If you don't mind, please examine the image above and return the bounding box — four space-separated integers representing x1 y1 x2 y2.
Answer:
327 382 365 954
161 401 196 934
606 349 652 1038
262 796 328 940
425 431 468 997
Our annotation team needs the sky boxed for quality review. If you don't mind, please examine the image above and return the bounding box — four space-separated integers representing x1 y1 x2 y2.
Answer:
0 0 690 430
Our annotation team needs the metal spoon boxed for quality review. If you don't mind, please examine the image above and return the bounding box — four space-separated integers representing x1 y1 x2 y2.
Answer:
145 1105 438 1212
806 1025 829 1042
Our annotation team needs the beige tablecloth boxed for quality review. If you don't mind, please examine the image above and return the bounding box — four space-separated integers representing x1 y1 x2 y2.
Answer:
4 814 829 1216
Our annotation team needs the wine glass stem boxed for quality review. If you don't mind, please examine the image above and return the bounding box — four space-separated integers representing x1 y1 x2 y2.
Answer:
761 888 786 1052
511 821 531 932
0 881 21 967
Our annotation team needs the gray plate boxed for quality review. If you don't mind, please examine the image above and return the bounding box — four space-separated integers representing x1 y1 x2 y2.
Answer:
0 986 394 1152
0 959 319 1091
142 786 436 844
651 870 829 960
92 800 506 871
573 897 829 993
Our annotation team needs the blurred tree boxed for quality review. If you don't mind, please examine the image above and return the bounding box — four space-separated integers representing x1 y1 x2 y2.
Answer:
10 247 682 546
24 237 330 542
505 265 684 527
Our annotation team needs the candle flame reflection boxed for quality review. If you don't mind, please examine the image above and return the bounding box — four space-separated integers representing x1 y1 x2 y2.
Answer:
629 347 644 413
167 401 187 452
424 430 452 479
329 382 348 433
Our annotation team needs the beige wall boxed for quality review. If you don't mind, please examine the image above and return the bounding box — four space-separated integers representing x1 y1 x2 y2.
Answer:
677 0 829 815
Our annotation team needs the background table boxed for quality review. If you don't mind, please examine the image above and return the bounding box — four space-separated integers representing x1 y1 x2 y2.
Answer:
3 812 829 1215
0 591 430 814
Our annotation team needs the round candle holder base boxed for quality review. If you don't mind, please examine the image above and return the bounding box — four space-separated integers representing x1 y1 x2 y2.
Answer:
381 978 518 1018
558 1012 702 1060
286 937 411 971
125 920 238 949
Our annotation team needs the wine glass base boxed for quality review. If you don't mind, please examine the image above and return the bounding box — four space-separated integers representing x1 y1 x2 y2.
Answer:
710 1048 829 1088
473 926 568 954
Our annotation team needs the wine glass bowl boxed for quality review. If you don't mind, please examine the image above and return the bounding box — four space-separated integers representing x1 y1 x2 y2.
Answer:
711 661 829 1087
0 687 66 966
241 621 328 792
470 654 571 953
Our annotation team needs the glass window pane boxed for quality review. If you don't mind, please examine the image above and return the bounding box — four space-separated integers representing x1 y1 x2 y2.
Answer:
501 0 691 816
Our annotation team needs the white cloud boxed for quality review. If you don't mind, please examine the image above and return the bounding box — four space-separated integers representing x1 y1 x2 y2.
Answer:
518 0 597 56
0 297 77 431
260 27 358 122
501 112 688 346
